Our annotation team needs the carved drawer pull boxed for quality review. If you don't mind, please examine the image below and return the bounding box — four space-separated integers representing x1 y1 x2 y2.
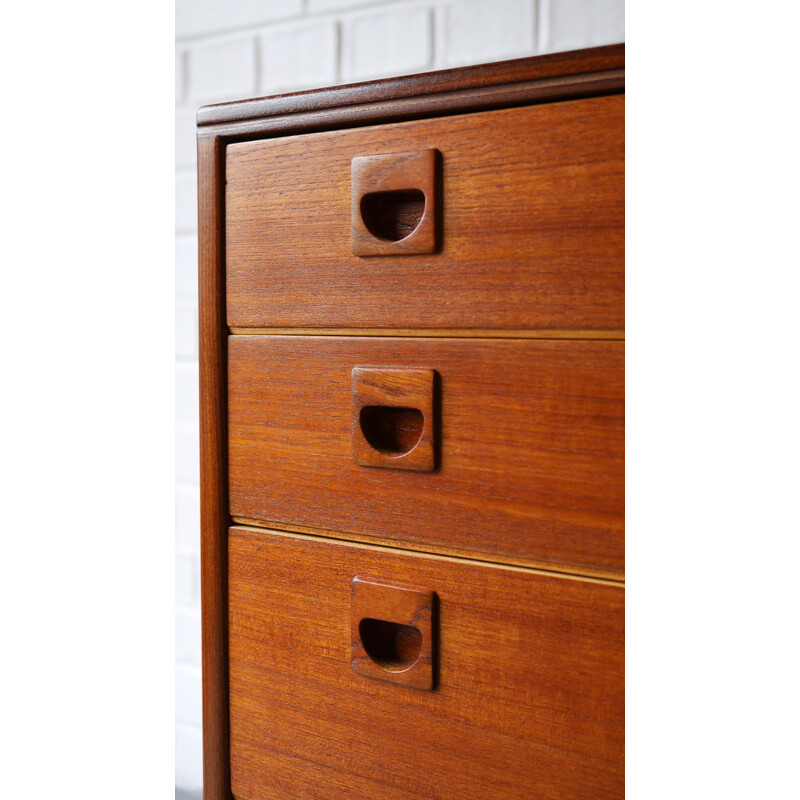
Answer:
351 149 439 256
351 366 437 471
351 577 437 690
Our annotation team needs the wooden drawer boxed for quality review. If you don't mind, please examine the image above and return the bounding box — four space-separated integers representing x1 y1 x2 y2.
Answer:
225 95 624 332
228 526 624 800
228 335 624 577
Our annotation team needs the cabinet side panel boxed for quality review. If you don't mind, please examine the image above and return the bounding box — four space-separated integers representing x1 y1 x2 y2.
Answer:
198 132 232 800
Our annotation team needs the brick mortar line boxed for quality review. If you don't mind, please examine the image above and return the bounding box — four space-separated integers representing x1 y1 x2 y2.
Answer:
174 0 451 46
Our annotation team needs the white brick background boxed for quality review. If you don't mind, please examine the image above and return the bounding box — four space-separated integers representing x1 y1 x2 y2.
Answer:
174 0 623 792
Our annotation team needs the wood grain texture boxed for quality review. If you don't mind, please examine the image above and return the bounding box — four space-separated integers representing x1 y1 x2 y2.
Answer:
225 95 624 330
351 366 436 471
197 131 232 800
351 577 435 690
228 526 624 800
197 44 623 128
351 149 438 255
203 70 623 144
200 49 625 797
228 336 624 576
228 327 625 339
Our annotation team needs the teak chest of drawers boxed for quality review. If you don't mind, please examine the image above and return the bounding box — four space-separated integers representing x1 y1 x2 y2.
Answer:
197 45 625 800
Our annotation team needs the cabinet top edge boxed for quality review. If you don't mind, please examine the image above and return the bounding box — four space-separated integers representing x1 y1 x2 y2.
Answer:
196 44 624 129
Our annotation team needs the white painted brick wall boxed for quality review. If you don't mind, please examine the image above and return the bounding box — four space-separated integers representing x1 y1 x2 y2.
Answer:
176 427 199 486
174 0 623 792
441 0 535 67
175 236 198 301
175 303 198 360
176 551 201 606
176 0 304 39
175 608 202 666
187 37 258 104
175 50 185 105
175 363 199 430
175 724 204 790
308 0 376 11
541 0 624 53
176 665 204 728
175 108 197 171
344 4 432 81
175 486 200 549
260 20 339 94
175 172 197 234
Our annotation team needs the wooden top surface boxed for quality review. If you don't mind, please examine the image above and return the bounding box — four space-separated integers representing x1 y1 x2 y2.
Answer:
197 44 624 128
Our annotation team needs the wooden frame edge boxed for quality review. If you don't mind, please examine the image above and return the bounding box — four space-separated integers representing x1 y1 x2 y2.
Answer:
198 131 232 800
197 44 624 128
200 69 624 143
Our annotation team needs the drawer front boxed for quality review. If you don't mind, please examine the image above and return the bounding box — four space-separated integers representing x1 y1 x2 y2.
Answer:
225 95 624 331
228 335 624 576
228 526 624 800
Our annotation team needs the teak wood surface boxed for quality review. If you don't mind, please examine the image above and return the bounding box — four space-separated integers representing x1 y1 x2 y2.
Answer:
350 149 439 256
350 577 436 690
198 45 624 800
228 335 624 577
225 95 623 330
350 366 437 472
197 134 230 800
197 44 623 135
228 526 624 800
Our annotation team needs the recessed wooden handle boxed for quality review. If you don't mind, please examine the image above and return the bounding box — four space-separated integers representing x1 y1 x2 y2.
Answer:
351 149 439 256
351 367 436 471
351 577 436 690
